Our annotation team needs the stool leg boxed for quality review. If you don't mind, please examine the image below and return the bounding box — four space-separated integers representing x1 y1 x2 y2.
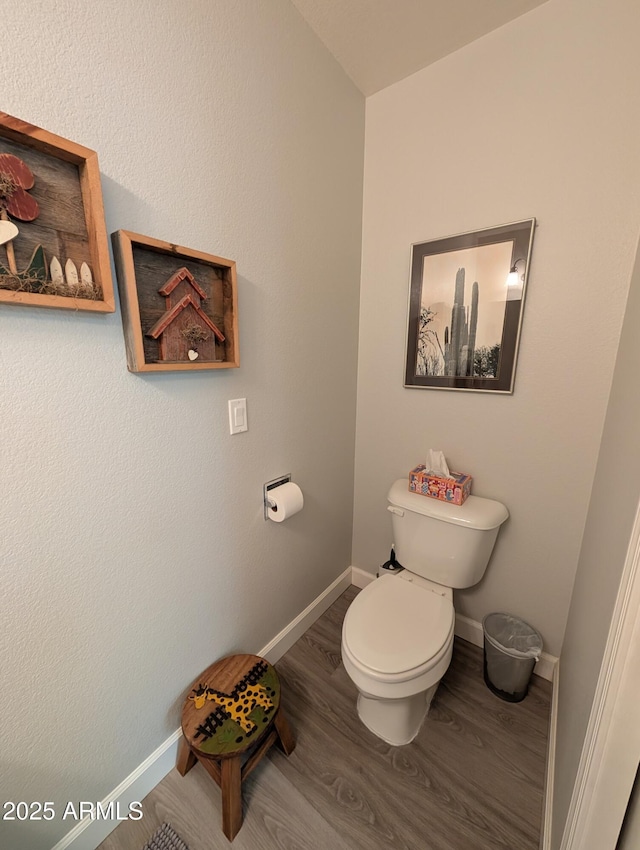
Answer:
176 736 197 776
220 756 243 841
274 708 296 756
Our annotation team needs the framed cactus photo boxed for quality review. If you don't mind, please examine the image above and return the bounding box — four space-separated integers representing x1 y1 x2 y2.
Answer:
0 112 114 312
405 219 535 393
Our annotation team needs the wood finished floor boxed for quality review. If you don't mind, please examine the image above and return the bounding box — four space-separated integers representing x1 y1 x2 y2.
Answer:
99 587 551 850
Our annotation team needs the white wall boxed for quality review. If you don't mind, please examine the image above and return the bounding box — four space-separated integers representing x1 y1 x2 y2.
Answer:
353 0 640 657
551 236 640 846
0 2 363 848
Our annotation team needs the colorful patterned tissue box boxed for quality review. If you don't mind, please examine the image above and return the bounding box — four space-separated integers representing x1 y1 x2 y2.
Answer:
409 465 472 506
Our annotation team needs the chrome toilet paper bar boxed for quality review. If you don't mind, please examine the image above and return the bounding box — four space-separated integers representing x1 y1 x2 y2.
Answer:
263 474 291 520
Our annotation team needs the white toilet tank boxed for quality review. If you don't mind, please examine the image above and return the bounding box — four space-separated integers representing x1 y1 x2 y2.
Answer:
387 479 509 588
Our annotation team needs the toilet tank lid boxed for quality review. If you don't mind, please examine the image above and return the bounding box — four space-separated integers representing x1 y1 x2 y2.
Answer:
387 479 509 530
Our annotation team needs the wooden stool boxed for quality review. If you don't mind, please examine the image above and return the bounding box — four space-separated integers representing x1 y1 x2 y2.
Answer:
177 654 295 841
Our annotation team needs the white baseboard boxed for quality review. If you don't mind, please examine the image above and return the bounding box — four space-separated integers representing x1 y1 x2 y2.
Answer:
540 660 559 850
455 612 557 683
351 565 376 588
51 566 353 850
453 612 486 647
50 731 183 850
259 566 353 662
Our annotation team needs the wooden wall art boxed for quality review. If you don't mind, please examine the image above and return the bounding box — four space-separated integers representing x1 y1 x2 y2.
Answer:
112 230 239 372
0 112 114 312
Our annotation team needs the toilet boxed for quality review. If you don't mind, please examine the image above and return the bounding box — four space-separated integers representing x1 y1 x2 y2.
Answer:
342 478 509 746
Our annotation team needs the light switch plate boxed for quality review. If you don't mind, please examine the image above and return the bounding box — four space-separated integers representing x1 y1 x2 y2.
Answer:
228 398 248 434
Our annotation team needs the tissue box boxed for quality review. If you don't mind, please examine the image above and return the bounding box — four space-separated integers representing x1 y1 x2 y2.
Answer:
408 465 472 506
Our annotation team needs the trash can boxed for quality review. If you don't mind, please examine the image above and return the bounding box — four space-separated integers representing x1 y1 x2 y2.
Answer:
482 613 543 702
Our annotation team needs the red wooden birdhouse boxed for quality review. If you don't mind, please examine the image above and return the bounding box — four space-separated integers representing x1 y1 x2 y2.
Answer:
146 267 225 362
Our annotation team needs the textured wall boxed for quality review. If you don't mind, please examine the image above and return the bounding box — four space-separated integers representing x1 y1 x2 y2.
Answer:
0 2 363 848
353 0 640 657
551 236 640 845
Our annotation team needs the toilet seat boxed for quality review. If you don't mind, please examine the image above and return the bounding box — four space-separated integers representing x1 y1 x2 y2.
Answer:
342 575 455 683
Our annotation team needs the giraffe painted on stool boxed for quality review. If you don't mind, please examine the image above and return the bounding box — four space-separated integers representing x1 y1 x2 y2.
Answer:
191 660 277 742
204 683 274 735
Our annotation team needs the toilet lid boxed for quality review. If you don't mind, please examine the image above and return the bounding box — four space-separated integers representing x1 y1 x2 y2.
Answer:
344 576 454 675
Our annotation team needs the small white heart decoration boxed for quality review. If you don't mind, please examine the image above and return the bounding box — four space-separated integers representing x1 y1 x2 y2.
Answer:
188 349 199 361
0 220 19 246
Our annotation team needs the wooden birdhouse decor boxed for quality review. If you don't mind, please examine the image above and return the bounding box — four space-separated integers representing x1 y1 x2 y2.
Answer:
147 267 225 363
0 112 114 312
112 231 239 372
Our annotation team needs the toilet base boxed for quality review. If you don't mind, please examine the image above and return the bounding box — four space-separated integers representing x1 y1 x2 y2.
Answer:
356 683 439 746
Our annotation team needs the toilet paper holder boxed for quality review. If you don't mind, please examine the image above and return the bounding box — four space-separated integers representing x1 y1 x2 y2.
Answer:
263 473 292 520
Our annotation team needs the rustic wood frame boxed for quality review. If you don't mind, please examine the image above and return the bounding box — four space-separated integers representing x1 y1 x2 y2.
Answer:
0 112 114 312
112 230 239 373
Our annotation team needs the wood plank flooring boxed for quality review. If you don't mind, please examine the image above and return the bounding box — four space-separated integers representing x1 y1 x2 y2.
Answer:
99 587 551 850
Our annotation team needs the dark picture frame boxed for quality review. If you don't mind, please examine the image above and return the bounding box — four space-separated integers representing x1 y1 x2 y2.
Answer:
405 219 535 393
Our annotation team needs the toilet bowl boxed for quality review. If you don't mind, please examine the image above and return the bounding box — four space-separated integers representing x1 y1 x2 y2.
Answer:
342 572 455 745
341 478 509 746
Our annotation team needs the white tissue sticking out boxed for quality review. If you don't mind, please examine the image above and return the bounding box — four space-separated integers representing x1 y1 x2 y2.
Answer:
426 449 450 478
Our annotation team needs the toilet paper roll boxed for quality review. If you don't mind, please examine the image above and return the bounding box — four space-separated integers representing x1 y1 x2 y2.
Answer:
267 481 304 522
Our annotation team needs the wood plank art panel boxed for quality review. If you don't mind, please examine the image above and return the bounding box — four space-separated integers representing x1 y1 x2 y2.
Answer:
112 230 239 373
0 112 114 312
